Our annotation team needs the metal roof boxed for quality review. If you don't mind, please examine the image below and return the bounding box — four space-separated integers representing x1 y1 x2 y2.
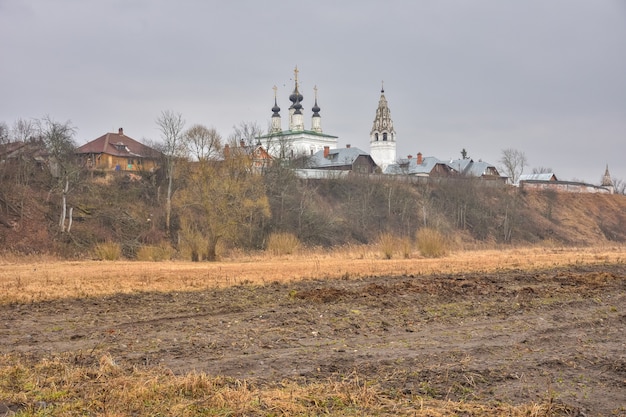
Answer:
518 173 558 182
308 146 372 168
446 158 500 177
384 156 443 175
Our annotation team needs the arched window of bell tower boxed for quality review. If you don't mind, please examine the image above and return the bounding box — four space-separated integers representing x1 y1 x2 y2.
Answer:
383 132 388 141
375 133 379 141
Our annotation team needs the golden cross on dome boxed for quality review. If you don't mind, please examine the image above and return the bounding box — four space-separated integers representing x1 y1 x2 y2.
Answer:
314 85 318 100
273 85 277 99
294 66 299 84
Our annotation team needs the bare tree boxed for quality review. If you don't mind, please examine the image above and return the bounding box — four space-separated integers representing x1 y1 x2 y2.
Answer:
36 116 78 232
0 122 8 144
176 141 269 261
184 124 222 161
532 166 553 174
12 118 36 142
612 178 626 195
156 110 186 236
262 132 295 161
228 121 263 147
499 148 527 184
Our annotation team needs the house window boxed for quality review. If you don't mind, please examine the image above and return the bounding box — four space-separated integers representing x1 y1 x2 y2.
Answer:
128 159 134 165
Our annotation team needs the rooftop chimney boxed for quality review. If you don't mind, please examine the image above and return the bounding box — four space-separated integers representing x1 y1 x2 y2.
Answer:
118 127 124 136
323 146 330 158
417 152 423 164
407 155 413 159
346 144 351 148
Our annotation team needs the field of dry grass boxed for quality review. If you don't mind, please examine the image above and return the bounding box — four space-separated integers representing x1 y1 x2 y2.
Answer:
0 353 574 416
1 245 625 304
2 244 625 416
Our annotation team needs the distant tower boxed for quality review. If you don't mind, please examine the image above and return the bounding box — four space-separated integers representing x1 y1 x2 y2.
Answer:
369 82 397 171
601 164 615 193
270 85 282 134
311 85 322 133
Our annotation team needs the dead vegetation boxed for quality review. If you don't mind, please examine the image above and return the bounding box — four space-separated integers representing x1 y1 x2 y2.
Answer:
1 245 624 303
1 247 626 415
0 352 576 416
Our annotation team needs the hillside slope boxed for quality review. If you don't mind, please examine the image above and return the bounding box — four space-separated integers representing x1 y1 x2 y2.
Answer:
1 173 625 257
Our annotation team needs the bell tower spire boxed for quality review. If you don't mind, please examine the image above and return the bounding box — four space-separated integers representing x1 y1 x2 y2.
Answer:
369 82 397 171
601 164 615 193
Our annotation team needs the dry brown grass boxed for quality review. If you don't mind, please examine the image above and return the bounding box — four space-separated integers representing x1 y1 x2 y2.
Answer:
1 244 624 304
0 352 573 416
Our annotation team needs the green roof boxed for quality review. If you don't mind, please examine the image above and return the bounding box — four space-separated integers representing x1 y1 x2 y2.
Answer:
257 129 338 139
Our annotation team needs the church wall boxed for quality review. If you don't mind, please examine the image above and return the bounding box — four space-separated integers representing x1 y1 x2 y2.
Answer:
370 142 396 171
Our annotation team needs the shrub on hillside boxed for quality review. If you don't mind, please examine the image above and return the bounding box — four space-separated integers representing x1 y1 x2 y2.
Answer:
136 243 174 261
267 232 301 256
400 237 412 259
94 242 122 261
416 228 448 258
377 233 397 259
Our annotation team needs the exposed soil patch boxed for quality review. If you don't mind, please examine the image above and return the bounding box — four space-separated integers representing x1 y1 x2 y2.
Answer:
2 263 625 415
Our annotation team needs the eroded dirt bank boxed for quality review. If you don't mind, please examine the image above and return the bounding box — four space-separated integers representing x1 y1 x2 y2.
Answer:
2 263 625 415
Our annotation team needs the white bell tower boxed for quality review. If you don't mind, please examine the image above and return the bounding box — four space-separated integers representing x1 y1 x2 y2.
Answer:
369 82 397 171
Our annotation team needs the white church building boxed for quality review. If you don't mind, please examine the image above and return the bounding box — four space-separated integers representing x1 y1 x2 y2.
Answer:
257 69 398 172
257 67 338 159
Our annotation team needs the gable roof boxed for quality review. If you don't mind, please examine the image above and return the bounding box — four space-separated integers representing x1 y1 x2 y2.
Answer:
518 173 558 182
447 158 501 177
0 141 49 162
308 146 374 168
76 128 160 159
384 156 446 175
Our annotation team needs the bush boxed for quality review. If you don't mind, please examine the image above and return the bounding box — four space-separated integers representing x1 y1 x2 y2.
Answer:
93 242 122 260
267 232 301 256
377 233 397 259
400 237 412 259
416 228 448 258
136 243 174 261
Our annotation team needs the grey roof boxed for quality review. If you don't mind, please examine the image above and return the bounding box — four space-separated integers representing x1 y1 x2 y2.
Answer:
385 156 502 178
308 146 371 168
446 158 500 177
384 156 443 175
518 173 558 182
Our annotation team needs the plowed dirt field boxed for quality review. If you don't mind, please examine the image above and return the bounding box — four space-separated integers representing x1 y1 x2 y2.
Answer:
2 262 625 415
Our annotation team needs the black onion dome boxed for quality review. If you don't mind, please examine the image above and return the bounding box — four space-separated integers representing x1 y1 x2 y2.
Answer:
289 87 304 104
272 98 280 116
312 99 321 116
293 100 303 114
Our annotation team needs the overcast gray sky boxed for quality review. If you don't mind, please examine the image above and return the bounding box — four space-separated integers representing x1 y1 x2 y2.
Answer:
2 0 625 184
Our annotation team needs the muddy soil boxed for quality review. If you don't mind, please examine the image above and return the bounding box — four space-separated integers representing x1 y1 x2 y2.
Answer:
2 264 625 415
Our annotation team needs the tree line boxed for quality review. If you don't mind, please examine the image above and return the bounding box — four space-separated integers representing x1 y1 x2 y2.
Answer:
1 114 625 259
